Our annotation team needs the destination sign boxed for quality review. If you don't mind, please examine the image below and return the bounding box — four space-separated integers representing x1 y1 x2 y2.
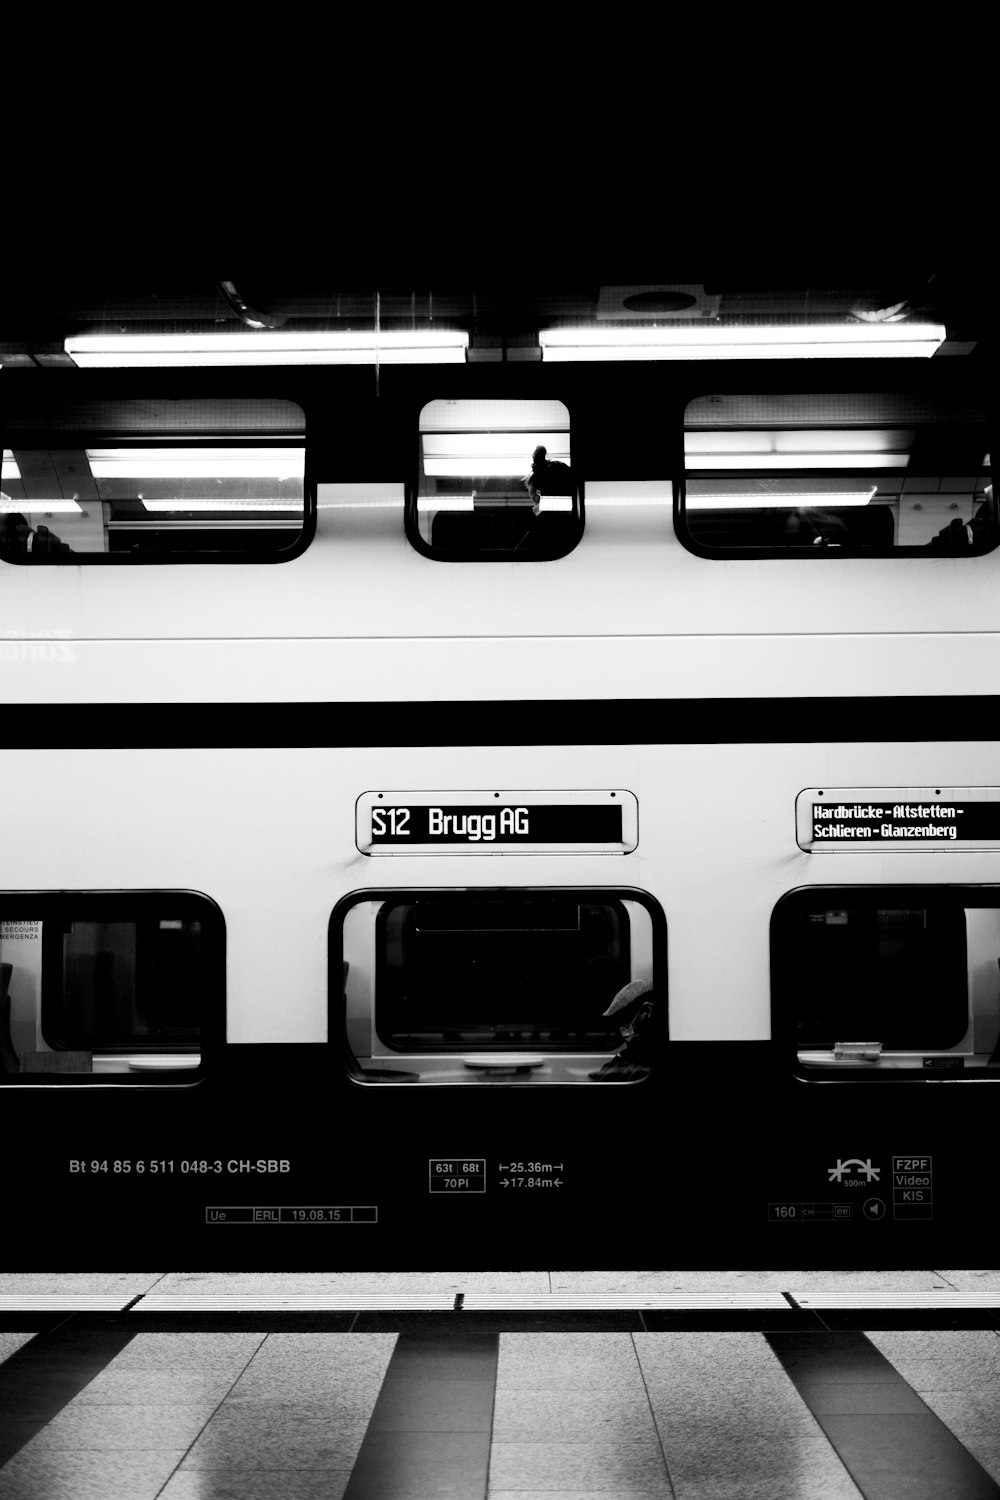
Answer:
356 790 637 855
796 787 1000 851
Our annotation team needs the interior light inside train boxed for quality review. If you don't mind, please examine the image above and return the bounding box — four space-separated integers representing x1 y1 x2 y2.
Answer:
61 322 948 365
0 895 219 1082
63 329 470 366
682 393 993 554
410 399 582 560
772 888 1000 1076
538 323 949 360
336 889 661 1084
0 398 307 560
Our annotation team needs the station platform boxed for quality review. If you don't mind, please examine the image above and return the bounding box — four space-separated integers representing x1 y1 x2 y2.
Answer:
1 1270 999 1499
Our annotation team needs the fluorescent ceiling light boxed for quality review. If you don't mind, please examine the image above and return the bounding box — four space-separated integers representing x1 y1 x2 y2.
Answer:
423 433 571 460
318 484 403 510
416 494 572 513
685 429 913 468
422 434 571 479
140 498 303 513
424 461 572 480
65 331 469 367
317 500 402 509
1 496 83 514
687 486 879 510
540 324 947 360
85 448 304 480
686 452 910 470
417 495 475 512
420 399 569 432
587 482 671 507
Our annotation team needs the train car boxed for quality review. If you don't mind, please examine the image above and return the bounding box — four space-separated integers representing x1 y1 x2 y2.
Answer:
0 274 995 1270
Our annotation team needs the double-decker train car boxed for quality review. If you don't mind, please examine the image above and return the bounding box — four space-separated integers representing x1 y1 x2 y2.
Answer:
0 273 995 1269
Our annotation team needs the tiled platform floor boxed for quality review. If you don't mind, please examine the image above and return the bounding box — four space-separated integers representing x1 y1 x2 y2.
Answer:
1 1273 999 1499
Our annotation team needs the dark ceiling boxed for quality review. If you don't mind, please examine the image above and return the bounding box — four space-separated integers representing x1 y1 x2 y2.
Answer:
0 270 992 353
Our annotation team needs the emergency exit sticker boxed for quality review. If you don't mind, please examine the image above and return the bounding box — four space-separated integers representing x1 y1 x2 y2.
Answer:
356 790 638 855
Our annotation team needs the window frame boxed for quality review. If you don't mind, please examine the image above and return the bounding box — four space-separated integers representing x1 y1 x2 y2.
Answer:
771 883 1000 1083
675 372 995 562
329 884 667 1086
404 396 585 562
0 889 225 1086
1 382 315 566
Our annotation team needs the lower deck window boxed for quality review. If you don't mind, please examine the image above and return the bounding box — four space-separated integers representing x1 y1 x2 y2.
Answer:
0 892 222 1083
772 886 1000 1078
333 887 664 1085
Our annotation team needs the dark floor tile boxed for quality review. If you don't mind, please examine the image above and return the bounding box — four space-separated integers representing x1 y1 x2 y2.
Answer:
383 1330 498 1356
343 1430 491 1499
768 1331 1000 1498
795 1378 929 1415
773 1356 899 1386
0 1373 104 1418
12 1328 137 1362
367 1377 495 1433
768 1330 886 1351
819 1413 1000 1500
341 1326 499 1496
0 1420 45 1453
767 1330 901 1382
0 1323 136 1466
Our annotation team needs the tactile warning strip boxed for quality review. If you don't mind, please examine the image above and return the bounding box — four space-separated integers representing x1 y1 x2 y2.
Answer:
128 1291 792 1313
789 1292 1000 1309
132 1293 457 1312
0 1296 135 1312
461 1291 790 1309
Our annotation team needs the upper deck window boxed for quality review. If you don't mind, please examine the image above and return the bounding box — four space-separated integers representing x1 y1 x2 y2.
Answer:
1 396 310 562
681 393 993 557
407 399 583 560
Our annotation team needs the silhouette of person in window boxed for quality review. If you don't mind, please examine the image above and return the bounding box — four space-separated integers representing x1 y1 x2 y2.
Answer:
590 978 654 1080
524 446 573 516
926 484 994 553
